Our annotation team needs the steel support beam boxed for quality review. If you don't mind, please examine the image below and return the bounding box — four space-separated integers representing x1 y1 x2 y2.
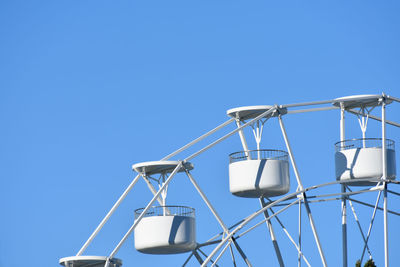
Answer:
340 104 348 267
382 99 389 267
265 201 311 267
162 118 235 160
360 191 382 262
260 198 284 267
298 200 302 267
185 107 276 162
185 169 252 266
278 115 327 267
76 174 142 256
286 106 339 114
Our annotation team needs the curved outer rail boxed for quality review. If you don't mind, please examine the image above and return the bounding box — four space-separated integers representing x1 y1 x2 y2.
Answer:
201 179 400 266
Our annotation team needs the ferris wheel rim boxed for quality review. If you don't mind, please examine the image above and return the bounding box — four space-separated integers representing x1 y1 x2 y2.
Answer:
197 178 400 266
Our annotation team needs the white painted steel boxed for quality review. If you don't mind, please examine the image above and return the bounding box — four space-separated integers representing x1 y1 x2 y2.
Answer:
332 94 393 108
384 184 389 267
76 162 194 256
335 148 396 185
193 251 204 264
134 215 196 254
278 117 304 190
201 178 399 266
227 105 286 120
265 201 311 267
109 162 183 258
64 93 400 267
382 100 389 267
286 106 339 114
162 118 235 160
260 198 285 267
251 120 264 153
340 103 348 267
235 120 251 160
229 159 290 198
387 95 400 103
185 170 229 232
132 161 193 175
298 201 302 267
211 240 233 267
278 116 327 267
358 191 381 262
280 99 334 108
341 185 348 267
76 174 142 256
201 196 301 267
142 176 165 206
348 198 372 258
59 256 122 267
347 109 400 128
185 107 276 162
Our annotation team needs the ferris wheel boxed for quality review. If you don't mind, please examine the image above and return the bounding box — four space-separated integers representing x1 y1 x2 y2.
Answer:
59 94 400 267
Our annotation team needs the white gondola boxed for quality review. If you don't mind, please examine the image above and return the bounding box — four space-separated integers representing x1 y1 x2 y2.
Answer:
229 149 290 198
134 206 196 254
335 138 396 185
227 106 290 198
333 95 396 186
132 161 196 254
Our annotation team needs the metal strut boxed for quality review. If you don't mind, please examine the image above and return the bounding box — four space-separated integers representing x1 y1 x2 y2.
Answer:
278 115 327 267
260 198 285 267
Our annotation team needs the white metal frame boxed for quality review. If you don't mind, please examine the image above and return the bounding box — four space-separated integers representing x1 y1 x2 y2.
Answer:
62 93 400 267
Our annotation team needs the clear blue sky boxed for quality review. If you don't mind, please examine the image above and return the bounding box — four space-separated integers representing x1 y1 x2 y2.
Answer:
1 1 400 266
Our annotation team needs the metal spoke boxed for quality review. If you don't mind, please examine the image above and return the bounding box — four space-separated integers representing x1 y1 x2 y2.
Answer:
279 116 327 267
228 244 237 267
193 251 204 265
198 248 220 267
348 199 373 258
211 240 233 267
360 190 382 262
182 252 194 267
264 200 312 267
260 198 284 267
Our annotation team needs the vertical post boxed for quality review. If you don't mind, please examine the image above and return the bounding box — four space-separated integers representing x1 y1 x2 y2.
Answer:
255 121 262 159
361 107 367 148
362 116 367 148
382 99 389 267
298 200 302 267
341 186 347 267
340 103 345 145
384 184 388 266
340 103 348 267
